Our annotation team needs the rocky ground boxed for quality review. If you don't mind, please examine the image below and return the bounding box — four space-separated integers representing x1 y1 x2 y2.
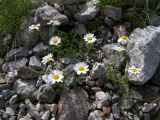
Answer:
0 0 160 120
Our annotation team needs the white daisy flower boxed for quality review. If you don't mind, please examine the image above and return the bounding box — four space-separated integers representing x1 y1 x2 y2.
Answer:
42 53 54 64
49 36 61 46
117 36 129 44
128 66 141 74
113 46 126 52
74 62 89 75
46 70 64 84
84 33 97 44
29 23 40 31
47 20 61 26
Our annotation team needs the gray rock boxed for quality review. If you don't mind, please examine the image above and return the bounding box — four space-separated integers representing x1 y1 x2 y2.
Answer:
143 113 150 120
41 111 50 120
2 112 9 119
9 116 16 120
9 95 18 105
37 84 56 103
0 74 6 84
103 6 122 21
88 110 103 120
143 103 157 113
119 97 134 110
33 42 49 57
17 67 39 79
5 107 15 116
29 56 42 70
104 17 114 27
74 0 99 23
36 76 43 88
0 58 4 69
126 26 160 85
48 0 79 5
71 24 87 35
5 47 29 61
105 113 114 120
60 58 71 65
130 90 143 101
0 94 4 109
95 91 109 109
14 79 36 99
25 99 41 120
3 33 12 46
43 104 51 111
102 43 126 68
91 62 107 86
16 17 39 48
51 104 57 117
112 94 120 103
5 70 18 84
57 88 90 120
112 104 120 119
35 5 69 25
17 103 26 120
150 63 160 86
151 15 160 26
2 58 28 72
36 103 44 112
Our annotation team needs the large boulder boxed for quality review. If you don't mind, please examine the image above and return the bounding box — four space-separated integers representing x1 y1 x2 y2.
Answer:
126 26 160 85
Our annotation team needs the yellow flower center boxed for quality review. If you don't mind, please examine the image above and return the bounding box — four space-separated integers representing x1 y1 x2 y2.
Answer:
115 47 122 51
121 36 128 40
87 36 93 41
131 68 138 73
52 74 60 80
78 66 85 71
46 56 51 61
52 39 59 44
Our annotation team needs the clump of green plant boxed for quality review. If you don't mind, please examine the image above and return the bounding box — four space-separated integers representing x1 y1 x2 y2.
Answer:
106 63 130 97
41 29 95 59
0 0 35 56
97 0 160 29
